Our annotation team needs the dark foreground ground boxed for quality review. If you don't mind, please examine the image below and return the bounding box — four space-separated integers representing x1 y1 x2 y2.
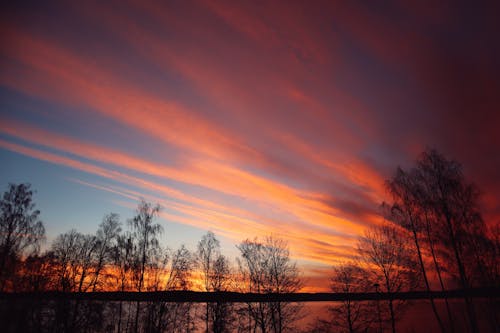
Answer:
1 288 498 332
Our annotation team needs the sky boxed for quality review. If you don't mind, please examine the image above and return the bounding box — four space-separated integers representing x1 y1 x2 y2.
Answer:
1 0 499 291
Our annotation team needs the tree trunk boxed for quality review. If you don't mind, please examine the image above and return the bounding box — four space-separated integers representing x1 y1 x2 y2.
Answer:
206 302 209 333
388 298 396 333
134 301 140 333
118 300 123 333
347 300 354 333
426 218 455 333
410 222 445 333
443 208 478 333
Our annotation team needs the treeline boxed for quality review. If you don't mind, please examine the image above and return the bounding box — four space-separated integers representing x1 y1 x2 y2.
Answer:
312 150 499 333
0 149 499 333
0 185 301 332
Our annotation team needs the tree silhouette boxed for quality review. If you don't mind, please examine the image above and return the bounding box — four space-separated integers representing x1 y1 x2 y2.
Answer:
197 231 233 333
380 148 500 332
112 231 134 332
237 236 302 333
162 245 195 332
328 263 375 333
143 245 195 332
197 231 220 333
128 200 162 333
357 225 420 333
1 177 498 332
91 213 121 291
384 167 446 332
210 254 233 333
417 193 455 332
50 229 101 331
0 183 45 291
51 229 88 292
413 149 488 332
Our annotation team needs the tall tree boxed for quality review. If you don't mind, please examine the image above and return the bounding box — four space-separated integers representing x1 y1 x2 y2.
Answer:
209 254 233 333
144 245 195 333
418 196 455 332
163 245 195 332
415 149 485 332
112 231 134 333
197 231 221 333
128 200 162 333
0 183 45 291
91 213 121 291
385 167 446 332
328 263 375 333
237 239 267 333
357 225 420 333
237 236 302 333
51 229 83 292
51 229 99 331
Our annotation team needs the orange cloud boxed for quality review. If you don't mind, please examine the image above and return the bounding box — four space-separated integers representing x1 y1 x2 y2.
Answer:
0 26 261 164
0 5 408 287
0 19 389 270
0 134 363 267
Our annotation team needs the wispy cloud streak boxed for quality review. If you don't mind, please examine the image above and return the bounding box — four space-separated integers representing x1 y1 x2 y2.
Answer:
1 0 499 288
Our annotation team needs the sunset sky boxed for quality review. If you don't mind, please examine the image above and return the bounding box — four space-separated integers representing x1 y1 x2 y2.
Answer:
1 1 499 290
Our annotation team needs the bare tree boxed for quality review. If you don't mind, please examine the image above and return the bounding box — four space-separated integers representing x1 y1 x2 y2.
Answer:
414 149 487 332
112 231 134 333
143 246 168 333
76 234 98 293
128 200 162 333
147 245 195 333
91 213 121 291
166 245 195 332
197 231 220 333
51 230 85 292
237 236 302 333
237 239 267 333
384 167 446 332
198 232 220 291
381 149 500 332
50 229 100 331
197 231 233 333
357 225 420 333
210 253 233 333
418 197 455 332
0 183 45 291
328 263 375 333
